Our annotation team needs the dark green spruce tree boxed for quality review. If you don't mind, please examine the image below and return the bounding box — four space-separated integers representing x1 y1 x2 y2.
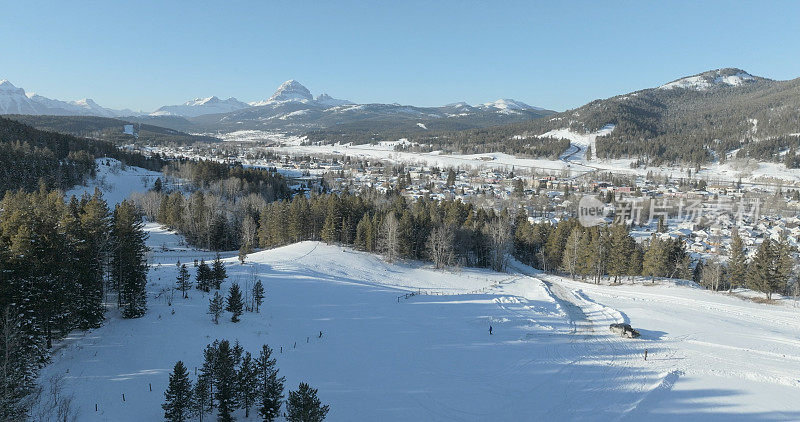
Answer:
226 283 244 323
176 263 191 299
212 253 227 290
209 292 224 324
111 200 149 318
214 340 239 422
162 361 193 422
238 351 259 418
253 280 265 313
286 383 329 422
257 345 285 422
196 259 212 292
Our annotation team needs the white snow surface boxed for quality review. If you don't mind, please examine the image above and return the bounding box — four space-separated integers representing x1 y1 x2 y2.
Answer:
66 158 162 205
659 69 756 91
38 162 800 421
537 124 616 148
478 98 543 112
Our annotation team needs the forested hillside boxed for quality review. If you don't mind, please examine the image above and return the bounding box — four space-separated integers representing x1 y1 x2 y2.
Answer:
322 69 800 165
0 117 157 419
0 116 167 192
5 115 219 146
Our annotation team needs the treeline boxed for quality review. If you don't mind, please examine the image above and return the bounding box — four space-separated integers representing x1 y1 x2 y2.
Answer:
257 193 513 271
514 217 689 282
162 341 328 422
0 116 167 192
697 231 794 299
162 160 291 198
396 133 571 158
130 160 291 251
0 190 149 420
6 114 220 147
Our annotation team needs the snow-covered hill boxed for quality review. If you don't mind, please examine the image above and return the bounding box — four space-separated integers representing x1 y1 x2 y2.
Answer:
37 162 800 420
659 68 758 91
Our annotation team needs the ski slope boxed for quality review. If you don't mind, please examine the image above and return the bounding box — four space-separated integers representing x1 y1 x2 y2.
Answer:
38 162 800 421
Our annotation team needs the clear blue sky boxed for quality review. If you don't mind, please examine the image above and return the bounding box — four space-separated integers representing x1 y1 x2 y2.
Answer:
3 1 799 112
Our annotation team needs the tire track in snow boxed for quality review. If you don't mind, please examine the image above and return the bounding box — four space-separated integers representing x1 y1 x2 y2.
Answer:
508 263 659 419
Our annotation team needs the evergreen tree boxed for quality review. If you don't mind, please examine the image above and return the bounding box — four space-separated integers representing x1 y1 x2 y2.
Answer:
285 383 330 422
226 283 244 323
728 230 747 290
198 341 219 414
209 292 224 324
256 345 285 422
212 253 227 290
748 239 775 298
642 237 668 281
76 189 111 328
608 224 635 282
194 375 212 422
111 200 149 318
0 309 38 421
176 263 191 299
446 168 456 188
253 280 265 313
214 340 239 422
162 361 193 422
238 351 259 418
196 260 212 292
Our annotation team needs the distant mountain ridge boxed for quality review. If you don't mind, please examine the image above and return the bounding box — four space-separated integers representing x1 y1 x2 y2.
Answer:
151 96 250 117
1 78 552 133
404 68 800 165
0 80 135 117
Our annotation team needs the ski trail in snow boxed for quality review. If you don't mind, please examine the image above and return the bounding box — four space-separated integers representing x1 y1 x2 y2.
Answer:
507 262 660 419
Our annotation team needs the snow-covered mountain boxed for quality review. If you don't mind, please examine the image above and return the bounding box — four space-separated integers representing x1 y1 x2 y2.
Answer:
151 96 250 117
0 79 133 117
314 93 353 107
248 80 351 108
478 98 544 112
658 68 759 91
184 79 552 132
4 77 551 132
0 80 52 114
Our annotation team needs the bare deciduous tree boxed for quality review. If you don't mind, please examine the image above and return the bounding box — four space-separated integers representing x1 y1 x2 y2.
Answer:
427 225 455 269
379 212 400 262
487 217 511 272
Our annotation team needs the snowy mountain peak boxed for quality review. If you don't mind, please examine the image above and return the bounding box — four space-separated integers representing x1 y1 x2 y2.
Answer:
315 93 353 107
0 79 25 95
659 68 759 91
444 101 472 108
478 99 541 113
151 96 249 117
268 79 314 103
72 98 99 107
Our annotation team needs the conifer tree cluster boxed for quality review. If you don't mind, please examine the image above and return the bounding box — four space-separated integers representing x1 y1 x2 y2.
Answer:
196 254 228 293
163 340 328 422
515 217 649 280
0 190 148 419
111 200 150 318
258 193 514 269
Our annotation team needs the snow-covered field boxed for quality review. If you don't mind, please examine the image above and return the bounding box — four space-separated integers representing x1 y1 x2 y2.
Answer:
67 159 163 205
237 130 800 187
39 162 800 421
